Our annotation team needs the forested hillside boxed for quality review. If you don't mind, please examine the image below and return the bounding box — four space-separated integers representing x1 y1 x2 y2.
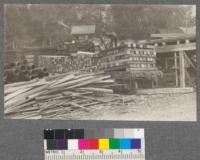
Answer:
4 4 195 50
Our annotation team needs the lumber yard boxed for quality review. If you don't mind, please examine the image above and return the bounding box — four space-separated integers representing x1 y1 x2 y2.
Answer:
4 24 197 120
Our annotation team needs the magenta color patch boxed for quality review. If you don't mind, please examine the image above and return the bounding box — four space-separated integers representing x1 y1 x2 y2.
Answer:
78 139 90 149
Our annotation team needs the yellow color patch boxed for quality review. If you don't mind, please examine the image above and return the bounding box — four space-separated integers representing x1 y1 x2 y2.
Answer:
99 139 109 149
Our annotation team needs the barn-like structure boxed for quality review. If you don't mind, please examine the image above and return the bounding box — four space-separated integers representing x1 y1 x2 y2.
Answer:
140 33 196 88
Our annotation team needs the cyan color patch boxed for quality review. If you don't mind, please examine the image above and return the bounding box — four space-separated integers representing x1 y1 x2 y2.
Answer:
120 139 132 149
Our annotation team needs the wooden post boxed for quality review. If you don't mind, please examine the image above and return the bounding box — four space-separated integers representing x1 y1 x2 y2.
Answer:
174 52 178 87
179 51 185 88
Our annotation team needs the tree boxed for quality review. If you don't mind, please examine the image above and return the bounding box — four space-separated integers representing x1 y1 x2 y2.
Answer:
110 5 195 40
4 4 195 50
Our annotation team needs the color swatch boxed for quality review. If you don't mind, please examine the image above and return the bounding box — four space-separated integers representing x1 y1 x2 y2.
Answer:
44 128 144 150
44 128 145 160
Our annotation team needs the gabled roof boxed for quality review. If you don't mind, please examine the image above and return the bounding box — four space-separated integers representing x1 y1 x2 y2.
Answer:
71 25 96 35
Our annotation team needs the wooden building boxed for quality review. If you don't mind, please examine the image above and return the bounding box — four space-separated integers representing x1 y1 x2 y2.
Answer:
140 33 196 88
71 25 96 41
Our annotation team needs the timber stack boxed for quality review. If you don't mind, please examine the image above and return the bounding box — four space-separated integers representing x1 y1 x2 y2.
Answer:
97 44 163 93
4 60 49 84
38 52 97 74
4 72 120 119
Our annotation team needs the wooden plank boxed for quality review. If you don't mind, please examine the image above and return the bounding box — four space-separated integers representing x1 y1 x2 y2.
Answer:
65 76 111 90
142 34 195 45
68 102 90 112
5 79 47 94
174 52 178 87
49 75 95 89
78 87 113 93
5 87 32 102
156 43 196 53
185 69 192 85
50 73 75 87
4 101 36 114
4 78 39 89
179 51 186 88
183 52 196 70
5 84 49 108
35 94 62 101
137 87 194 95
4 72 117 118
151 33 195 39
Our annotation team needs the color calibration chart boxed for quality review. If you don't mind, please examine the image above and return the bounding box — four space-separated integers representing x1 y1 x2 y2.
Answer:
44 128 145 160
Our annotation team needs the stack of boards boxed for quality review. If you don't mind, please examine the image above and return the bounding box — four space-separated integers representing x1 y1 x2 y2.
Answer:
4 60 49 84
38 53 96 74
4 72 121 119
97 46 162 80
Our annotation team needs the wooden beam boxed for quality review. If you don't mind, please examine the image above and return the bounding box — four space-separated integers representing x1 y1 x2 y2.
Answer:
151 33 195 39
183 52 196 71
137 87 194 95
185 69 192 86
179 51 185 88
156 43 196 53
174 52 178 87
142 34 195 45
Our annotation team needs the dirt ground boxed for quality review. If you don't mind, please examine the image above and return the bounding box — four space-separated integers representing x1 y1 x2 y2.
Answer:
58 92 197 121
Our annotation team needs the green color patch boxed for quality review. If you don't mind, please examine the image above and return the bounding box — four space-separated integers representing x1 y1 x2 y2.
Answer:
109 139 120 149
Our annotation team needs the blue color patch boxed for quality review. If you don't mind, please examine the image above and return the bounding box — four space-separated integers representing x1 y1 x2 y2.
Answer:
120 139 132 149
131 139 141 149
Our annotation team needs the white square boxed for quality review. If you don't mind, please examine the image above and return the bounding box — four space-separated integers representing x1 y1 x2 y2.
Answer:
43 140 47 150
124 129 135 138
134 128 144 138
68 139 78 150
114 128 124 138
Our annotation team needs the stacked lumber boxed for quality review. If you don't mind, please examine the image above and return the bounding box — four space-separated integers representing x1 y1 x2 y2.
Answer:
97 46 162 83
96 45 163 92
4 72 120 119
38 53 97 73
97 46 158 72
4 60 49 84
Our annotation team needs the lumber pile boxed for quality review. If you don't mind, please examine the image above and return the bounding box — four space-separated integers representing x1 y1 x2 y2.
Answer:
4 60 49 84
4 72 121 119
38 53 97 74
97 46 163 91
97 46 158 72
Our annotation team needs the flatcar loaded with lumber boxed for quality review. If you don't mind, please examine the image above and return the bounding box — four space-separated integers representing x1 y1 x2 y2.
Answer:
97 45 163 93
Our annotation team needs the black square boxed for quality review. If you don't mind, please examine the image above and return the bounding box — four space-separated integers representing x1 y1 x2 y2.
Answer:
47 139 57 150
55 129 65 139
44 129 55 139
64 129 73 139
74 129 84 139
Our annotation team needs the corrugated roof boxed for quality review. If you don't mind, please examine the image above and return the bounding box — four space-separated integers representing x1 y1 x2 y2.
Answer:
71 25 95 35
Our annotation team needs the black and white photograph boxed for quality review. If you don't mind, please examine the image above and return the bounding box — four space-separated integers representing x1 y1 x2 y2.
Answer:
4 4 196 121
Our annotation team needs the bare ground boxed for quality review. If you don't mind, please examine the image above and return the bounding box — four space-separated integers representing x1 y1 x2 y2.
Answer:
55 92 196 121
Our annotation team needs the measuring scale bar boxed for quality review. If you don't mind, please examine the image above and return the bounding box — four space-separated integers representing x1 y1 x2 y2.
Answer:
45 150 145 160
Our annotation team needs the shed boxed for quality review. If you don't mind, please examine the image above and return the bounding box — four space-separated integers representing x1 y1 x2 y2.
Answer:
71 25 96 35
